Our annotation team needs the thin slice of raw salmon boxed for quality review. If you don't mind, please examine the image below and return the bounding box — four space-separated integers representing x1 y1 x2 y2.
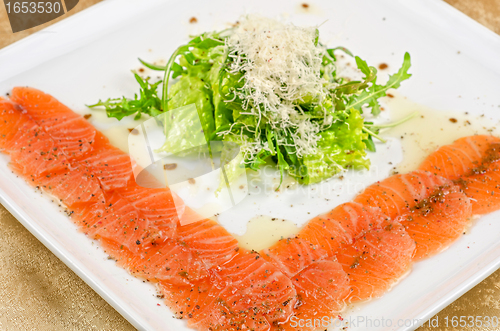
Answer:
1 108 68 177
456 164 500 214
33 167 104 208
11 88 135 191
160 250 297 330
0 101 104 207
336 219 415 303
398 184 472 260
177 219 240 269
273 259 350 331
78 132 135 191
0 100 36 153
71 192 156 254
114 184 178 242
419 136 500 215
11 87 97 157
69 191 210 285
261 202 388 278
298 202 389 257
261 237 329 278
353 170 451 219
103 238 208 286
419 135 500 180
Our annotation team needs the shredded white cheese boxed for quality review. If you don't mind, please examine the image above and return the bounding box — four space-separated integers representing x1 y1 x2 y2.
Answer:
224 15 329 161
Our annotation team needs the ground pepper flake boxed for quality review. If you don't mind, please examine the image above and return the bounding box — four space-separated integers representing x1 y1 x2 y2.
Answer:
379 63 388 70
128 128 139 135
189 17 198 23
164 163 177 170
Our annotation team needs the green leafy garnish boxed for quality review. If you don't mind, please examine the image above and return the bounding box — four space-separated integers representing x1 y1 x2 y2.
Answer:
88 16 412 188
87 72 162 120
347 52 412 116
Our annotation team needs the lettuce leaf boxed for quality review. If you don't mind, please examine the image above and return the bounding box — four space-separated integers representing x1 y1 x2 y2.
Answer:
296 109 369 184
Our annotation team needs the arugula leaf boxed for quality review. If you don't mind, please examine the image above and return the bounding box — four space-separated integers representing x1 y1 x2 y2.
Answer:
347 52 412 115
333 57 377 95
195 37 225 49
363 135 376 152
87 72 162 120
138 58 166 71
326 46 353 62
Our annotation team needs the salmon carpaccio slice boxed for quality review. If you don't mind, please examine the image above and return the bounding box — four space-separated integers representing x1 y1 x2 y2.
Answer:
0 100 104 208
11 87 96 157
273 260 350 331
418 136 500 214
102 238 208 286
0 100 36 153
68 190 210 285
4 87 492 330
354 170 473 260
177 219 239 269
0 99 219 284
397 185 472 260
353 170 450 220
160 250 297 330
11 88 135 190
1 95 270 326
336 218 416 303
261 203 387 278
261 237 329 278
262 203 411 329
419 135 500 181
0 100 67 176
456 165 500 214
79 132 135 191
297 202 389 257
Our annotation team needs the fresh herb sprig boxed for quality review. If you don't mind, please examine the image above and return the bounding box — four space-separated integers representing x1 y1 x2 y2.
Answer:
87 72 162 120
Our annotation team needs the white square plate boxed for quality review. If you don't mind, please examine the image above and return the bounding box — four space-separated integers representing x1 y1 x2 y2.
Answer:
1 0 500 330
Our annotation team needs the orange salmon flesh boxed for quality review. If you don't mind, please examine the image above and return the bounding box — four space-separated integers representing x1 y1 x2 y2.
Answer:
1 88 499 330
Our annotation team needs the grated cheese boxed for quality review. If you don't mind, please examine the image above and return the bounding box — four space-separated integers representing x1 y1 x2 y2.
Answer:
223 15 330 162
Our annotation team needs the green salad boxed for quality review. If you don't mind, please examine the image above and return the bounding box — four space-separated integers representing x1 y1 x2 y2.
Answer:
89 15 412 187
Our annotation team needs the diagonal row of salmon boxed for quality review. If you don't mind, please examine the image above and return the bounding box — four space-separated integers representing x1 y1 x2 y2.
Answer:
1 87 499 331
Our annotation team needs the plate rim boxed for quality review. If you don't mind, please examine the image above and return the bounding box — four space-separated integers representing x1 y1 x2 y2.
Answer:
1 1 500 331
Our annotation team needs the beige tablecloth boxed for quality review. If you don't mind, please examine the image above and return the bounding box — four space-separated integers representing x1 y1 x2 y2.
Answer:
0 1 499 330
